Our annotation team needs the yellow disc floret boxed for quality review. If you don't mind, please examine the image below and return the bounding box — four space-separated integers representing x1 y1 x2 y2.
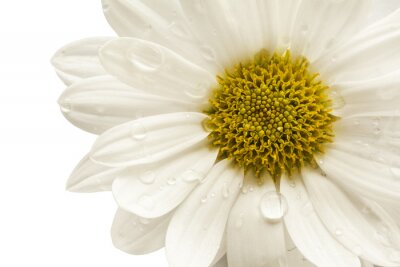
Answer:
204 49 336 180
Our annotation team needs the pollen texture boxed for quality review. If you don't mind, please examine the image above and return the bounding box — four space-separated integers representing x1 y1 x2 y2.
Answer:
204 50 336 180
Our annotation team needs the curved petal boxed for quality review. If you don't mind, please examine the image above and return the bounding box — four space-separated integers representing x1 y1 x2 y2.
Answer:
316 148 400 205
227 176 286 267
179 0 261 67
290 0 371 62
66 154 121 192
58 75 196 134
212 256 228 267
333 70 400 118
333 114 400 150
89 112 209 167
52 37 112 85
302 167 400 266
111 208 172 255
101 0 221 73
99 37 216 107
281 175 360 267
112 141 218 218
316 8 400 83
166 160 243 267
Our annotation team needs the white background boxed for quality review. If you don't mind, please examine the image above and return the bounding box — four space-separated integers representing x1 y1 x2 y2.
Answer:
0 1 400 267
0 1 166 266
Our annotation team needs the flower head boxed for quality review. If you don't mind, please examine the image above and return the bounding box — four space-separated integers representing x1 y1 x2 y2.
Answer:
53 1 400 266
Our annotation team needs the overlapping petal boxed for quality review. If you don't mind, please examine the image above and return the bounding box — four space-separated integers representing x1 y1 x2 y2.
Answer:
90 112 209 167
112 141 218 218
166 160 243 267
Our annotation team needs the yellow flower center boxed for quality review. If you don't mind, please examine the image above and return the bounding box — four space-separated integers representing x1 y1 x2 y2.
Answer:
204 50 336 181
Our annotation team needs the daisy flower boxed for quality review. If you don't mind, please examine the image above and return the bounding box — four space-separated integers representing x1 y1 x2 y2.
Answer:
52 0 400 266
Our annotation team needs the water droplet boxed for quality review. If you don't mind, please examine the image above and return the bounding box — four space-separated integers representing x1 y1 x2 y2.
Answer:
138 195 154 210
317 158 324 166
200 46 216 62
210 192 216 198
130 122 147 140
335 228 343 236
288 179 296 188
222 183 230 198
182 169 204 183
200 196 208 204
352 245 363 255
259 191 288 223
60 102 72 113
127 43 164 72
185 82 208 99
249 186 254 192
167 177 177 185
139 170 156 184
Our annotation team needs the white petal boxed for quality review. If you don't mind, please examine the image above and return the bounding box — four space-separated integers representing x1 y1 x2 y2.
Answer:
316 149 400 205
212 256 228 267
99 37 216 107
166 160 243 267
302 167 400 266
112 141 218 218
333 70 400 118
58 75 196 134
227 176 286 267
67 154 121 192
281 175 360 267
179 0 256 67
90 112 209 167
316 9 400 82
111 208 172 255
102 0 221 73
290 0 371 61
52 37 111 85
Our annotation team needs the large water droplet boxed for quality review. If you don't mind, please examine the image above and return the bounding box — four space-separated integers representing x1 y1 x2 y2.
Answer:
128 43 164 72
130 122 147 140
259 192 288 223
138 195 154 210
139 170 156 184
200 196 208 204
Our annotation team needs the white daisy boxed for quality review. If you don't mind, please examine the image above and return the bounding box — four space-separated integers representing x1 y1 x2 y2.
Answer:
52 0 400 266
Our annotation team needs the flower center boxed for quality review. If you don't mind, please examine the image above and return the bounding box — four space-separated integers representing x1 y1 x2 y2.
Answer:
204 49 336 181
